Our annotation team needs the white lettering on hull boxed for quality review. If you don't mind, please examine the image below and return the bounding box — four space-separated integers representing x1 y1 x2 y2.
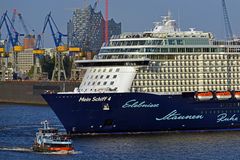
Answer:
79 96 111 102
122 99 159 108
217 113 238 123
156 110 204 121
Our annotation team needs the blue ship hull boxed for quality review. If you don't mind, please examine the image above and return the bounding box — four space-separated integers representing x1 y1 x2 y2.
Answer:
42 92 240 134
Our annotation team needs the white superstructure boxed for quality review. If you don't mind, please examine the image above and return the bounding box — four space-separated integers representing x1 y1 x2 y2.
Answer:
75 12 240 94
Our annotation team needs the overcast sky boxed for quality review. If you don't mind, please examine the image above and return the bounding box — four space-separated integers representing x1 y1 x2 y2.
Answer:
1 0 240 46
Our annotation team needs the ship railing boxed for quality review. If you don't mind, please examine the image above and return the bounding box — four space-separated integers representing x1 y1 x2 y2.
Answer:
43 135 72 142
110 32 144 39
44 90 55 94
211 40 240 46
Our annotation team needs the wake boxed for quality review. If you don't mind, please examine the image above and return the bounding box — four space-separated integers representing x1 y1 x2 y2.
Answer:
0 147 32 152
0 147 81 155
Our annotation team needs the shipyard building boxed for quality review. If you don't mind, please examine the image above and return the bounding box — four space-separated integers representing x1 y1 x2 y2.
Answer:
67 5 121 53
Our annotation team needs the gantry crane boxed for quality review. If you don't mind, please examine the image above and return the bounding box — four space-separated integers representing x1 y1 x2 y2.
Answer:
221 0 233 91
0 11 24 80
69 41 81 80
18 13 30 37
42 12 67 81
32 34 44 80
0 11 24 52
222 0 233 40
69 38 81 80
5 9 17 57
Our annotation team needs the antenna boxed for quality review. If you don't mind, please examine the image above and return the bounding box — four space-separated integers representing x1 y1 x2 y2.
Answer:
177 9 181 31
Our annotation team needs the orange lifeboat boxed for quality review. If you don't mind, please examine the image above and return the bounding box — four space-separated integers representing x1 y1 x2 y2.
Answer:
196 92 213 101
216 91 232 100
234 92 240 100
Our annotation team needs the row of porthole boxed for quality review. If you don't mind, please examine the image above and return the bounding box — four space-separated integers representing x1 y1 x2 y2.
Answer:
135 77 235 80
90 68 120 73
55 96 79 99
132 86 240 92
83 81 115 86
200 109 240 115
131 87 240 93
99 54 240 62
86 74 117 80
101 47 240 54
79 87 118 92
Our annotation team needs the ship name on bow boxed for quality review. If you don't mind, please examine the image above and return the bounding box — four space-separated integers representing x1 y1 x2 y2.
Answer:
79 96 111 102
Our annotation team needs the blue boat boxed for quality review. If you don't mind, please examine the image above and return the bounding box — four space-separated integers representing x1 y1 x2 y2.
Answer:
43 12 240 134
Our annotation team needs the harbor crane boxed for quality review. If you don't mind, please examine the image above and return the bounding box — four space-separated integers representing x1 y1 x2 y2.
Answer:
221 0 233 90
69 33 81 80
0 11 24 78
0 11 24 54
18 13 30 36
17 12 35 41
5 9 17 57
222 0 233 40
41 12 67 81
32 34 44 80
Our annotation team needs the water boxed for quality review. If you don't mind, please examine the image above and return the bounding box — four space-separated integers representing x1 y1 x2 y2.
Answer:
1 104 240 160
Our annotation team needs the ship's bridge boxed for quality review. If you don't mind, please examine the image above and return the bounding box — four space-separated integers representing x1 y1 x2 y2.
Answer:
75 58 149 68
75 58 150 93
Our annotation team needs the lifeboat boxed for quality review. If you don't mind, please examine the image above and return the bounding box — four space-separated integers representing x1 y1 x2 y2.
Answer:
196 92 213 101
234 92 240 100
216 91 232 100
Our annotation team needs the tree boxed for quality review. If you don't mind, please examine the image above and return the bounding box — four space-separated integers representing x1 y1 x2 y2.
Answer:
39 55 54 79
63 55 73 79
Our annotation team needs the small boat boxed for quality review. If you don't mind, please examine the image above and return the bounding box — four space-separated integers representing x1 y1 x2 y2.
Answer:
32 120 74 153
216 91 232 100
195 92 213 101
234 92 240 100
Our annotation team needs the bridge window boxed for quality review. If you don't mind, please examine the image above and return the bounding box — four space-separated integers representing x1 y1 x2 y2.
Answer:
177 39 184 45
178 48 185 52
203 48 210 52
170 48 177 53
168 39 176 45
186 48 193 52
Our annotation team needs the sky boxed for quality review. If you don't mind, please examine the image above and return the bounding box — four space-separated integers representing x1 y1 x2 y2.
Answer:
1 0 240 46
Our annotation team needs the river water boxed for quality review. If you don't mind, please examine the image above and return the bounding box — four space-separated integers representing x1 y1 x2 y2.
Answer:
1 104 240 160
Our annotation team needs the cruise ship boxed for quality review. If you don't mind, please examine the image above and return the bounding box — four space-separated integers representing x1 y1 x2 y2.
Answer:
43 12 240 134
